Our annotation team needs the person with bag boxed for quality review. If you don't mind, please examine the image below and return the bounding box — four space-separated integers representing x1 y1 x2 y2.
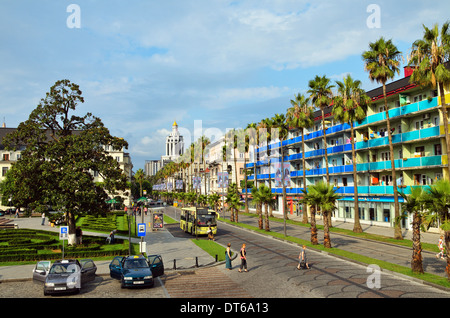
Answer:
297 245 310 269
239 243 248 272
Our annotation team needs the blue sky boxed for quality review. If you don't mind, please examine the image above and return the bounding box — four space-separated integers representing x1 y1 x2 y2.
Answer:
1 0 450 171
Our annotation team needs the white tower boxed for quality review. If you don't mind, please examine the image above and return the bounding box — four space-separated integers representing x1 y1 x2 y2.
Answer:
161 121 184 164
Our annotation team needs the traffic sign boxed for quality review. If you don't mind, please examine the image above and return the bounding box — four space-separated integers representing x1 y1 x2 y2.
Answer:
137 223 146 237
59 226 69 240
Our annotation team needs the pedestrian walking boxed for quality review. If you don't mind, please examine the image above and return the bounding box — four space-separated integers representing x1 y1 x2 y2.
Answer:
207 225 215 240
75 226 83 245
239 243 248 272
41 212 46 225
437 235 445 259
225 243 232 270
297 245 310 269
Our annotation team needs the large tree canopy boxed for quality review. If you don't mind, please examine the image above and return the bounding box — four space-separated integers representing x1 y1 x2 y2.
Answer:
2 79 128 243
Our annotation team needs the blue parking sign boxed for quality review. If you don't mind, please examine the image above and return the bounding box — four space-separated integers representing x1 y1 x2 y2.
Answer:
137 223 146 237
59 226 69 240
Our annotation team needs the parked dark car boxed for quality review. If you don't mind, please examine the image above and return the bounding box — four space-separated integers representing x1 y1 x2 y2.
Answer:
36 259 97 295
109 255 164 288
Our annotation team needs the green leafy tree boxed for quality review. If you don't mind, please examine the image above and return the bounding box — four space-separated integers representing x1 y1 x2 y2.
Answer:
3 79 128 244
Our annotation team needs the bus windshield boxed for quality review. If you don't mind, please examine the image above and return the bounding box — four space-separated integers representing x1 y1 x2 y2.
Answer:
197 213 216 226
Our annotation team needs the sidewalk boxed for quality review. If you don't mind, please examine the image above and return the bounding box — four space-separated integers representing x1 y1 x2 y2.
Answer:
0 213 218 282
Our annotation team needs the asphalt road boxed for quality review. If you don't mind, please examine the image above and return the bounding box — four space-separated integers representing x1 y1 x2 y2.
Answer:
1 208 449 302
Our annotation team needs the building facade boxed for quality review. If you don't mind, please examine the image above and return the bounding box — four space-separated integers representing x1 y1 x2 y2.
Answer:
247 67 450 231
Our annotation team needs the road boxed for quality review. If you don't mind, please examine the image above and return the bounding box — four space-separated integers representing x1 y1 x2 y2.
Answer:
1 208 449 300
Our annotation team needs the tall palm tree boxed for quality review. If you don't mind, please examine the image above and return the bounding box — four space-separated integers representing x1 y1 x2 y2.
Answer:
287 93 315 224
306 181 340 248
424 179 450 280
251 185 264 229
300 187 319 245
399 187 426 273
134 168 145 198
272 113 290 236
257 183 273 232
362 37 403 240
307 75 334 184
258 117 275 217
408 21 450 177
246 122 260 190
332 74 371 233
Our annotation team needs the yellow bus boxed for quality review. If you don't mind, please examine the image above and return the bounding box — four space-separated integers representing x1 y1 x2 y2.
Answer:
180 207 218 236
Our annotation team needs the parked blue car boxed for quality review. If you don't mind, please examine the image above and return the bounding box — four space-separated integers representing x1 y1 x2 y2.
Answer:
109 255 164 288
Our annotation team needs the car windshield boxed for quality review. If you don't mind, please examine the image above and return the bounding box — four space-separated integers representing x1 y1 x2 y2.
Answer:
124 259 149 269
49 263 80 274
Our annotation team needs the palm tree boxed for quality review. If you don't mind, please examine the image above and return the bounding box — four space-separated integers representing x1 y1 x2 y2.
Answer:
134 168 145 198
226 183 240 222
257 184 273 232
424 179 450 280
258 117 275 217
362 37 403 240
306 181 340 248
307 75 334 184
332 74 371 233
287 93 315 224
251 186 264 229
272 113 290 236
408 21 450 177
399 187 426 273
208 193 220 213
246 122 260 190
300 187 319 245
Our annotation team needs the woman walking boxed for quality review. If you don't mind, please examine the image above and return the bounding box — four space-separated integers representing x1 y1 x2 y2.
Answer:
225 243 232 270
239 243 248 272
297 245 310 269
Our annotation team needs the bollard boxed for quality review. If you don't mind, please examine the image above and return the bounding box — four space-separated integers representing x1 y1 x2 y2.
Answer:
215 254 218 262
173 259 176 270
195 256 199 267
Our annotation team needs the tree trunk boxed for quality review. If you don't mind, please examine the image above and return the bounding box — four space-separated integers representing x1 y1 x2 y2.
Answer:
301 128 309 224
321 108 332 228
383 83 402 240
438 83 450 178
323 210 332 248
265 203 270 232
351 123 363 233
445 230 450 280
411 211 424 273
258 203 263 229
310 205 318 245
67 211 77 245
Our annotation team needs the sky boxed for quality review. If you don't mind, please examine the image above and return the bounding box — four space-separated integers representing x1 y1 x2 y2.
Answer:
1 0 450 171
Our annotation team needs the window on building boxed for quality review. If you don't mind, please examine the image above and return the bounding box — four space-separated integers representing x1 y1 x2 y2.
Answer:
2 167 8 176
2 154 9 161
434 144 442 156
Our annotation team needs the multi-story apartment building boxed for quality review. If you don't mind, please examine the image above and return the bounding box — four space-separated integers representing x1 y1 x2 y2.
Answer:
0 127 133 208
247 67 450 231
207 136 248 197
